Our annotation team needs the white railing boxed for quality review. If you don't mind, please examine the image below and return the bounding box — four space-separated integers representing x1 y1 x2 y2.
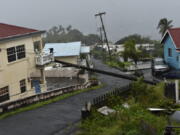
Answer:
36 53 54 66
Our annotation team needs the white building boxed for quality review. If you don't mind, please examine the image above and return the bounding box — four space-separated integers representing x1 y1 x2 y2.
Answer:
96 43 154 53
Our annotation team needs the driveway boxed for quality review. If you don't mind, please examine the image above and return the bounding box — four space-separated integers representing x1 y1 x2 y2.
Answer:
0 59 131 135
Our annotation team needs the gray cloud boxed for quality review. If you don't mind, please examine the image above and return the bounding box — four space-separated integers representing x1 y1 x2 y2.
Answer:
0 0 179 42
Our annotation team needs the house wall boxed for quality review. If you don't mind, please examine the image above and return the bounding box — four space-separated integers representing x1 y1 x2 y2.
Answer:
164 36 180 69
55 56 78 64
0 35 46 103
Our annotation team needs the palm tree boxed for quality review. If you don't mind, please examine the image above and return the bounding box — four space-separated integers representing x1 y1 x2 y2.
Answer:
157 18 173 37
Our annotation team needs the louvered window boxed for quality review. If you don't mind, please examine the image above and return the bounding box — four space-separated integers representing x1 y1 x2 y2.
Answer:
7 45 26 62
20 79 26 93
0 86 9 103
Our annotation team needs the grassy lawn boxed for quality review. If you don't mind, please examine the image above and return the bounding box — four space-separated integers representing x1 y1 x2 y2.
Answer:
0 84 103 120
78 79 180 135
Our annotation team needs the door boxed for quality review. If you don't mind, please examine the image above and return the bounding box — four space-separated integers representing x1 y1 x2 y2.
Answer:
32 80 41 94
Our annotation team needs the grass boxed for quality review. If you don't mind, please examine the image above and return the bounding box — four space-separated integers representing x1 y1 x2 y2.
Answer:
78 79 180 135
78 104 167 135
0 84 103 120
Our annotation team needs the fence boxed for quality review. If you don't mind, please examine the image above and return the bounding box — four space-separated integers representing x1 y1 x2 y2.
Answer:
92 85 131 108
0 83 90 114
81 85 131 119
164 82 176 100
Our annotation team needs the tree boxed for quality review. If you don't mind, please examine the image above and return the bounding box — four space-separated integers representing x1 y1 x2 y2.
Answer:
122 40 141 66
84 34 101 45
115 34 153 45
157 18 173 37
44 25 100 45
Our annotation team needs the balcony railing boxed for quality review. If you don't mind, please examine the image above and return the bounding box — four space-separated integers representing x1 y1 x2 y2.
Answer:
36 53 54 66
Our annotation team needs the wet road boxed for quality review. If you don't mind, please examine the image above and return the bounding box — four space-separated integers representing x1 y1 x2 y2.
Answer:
0 59 131 135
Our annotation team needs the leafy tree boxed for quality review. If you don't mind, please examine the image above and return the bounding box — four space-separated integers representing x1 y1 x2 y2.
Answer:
84 34 101 45
122 40 141 65
115 34 153 44
66 25 72 32
44 25 100 45
157 18 173 37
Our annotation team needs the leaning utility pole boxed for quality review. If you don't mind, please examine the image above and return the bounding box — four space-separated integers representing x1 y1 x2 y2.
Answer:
95 12 111 58
98 27 103 45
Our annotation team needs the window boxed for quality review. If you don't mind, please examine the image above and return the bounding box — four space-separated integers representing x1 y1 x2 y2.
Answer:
7 47 16 62
7 45 26 62
20 79 26 93
33 41 41 52
16 45 26 59
168 48 172 57
177 56 179 62
0 86 9 103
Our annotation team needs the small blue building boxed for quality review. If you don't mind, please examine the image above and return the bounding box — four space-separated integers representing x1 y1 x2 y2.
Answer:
161 28 180 69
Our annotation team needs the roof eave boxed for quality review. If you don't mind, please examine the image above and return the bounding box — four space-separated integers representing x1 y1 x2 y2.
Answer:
0 30 46 43
160 30 178 49
160 30 169 44
55 55 79 57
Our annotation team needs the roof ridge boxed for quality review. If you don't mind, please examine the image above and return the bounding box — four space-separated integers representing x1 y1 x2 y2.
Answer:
0 23 38 31
168 27 180 30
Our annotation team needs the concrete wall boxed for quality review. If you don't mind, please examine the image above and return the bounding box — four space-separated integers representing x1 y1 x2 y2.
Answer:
164 36 180 69
0 35 46 102
31 68 80 78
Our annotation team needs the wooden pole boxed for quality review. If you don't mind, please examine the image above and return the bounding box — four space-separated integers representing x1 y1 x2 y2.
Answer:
95 12 111 59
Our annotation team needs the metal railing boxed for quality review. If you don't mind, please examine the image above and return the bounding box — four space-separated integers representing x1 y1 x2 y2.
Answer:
36 53 54 66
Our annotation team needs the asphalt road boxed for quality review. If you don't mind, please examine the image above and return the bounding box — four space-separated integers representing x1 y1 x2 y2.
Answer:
0 59 131 135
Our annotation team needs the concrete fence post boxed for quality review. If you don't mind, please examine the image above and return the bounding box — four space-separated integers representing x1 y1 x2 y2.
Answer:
175 80 179 103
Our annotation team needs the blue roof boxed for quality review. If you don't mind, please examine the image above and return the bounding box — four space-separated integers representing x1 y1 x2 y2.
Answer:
81 46 90 54
44 42 81 57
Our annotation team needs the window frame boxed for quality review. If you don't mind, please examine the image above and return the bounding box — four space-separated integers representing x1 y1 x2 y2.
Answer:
20 79 27 93
177 56 179 62
16 45 26 59
0 86 9 103
7 47 16 62
7 45 26 63
33 41 41 53
168 48 172 57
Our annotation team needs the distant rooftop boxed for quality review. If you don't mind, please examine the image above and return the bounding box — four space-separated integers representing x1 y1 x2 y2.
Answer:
81 46 90 54
44 42 82 57
0 23 45 41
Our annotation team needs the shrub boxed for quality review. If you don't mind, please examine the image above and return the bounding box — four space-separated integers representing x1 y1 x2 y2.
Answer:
79 104 167 135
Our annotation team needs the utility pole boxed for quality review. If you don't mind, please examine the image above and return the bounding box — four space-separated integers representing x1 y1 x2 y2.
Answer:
98 27 103 46
95 12 111 58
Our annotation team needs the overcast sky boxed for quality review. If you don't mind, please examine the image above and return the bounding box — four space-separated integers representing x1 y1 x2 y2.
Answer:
1 0 180 42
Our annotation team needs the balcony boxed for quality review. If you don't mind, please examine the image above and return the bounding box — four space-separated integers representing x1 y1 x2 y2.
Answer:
36 53 54 66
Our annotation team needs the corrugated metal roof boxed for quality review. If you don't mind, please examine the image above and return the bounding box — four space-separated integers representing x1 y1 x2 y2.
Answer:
81 46 90 54
44 42 81 57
